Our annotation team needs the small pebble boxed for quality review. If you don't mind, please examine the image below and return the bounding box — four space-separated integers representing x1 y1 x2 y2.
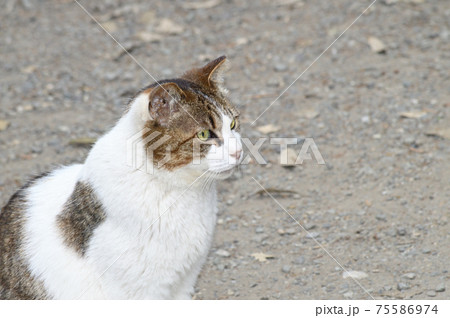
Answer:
306 232 320 239
427 290 436 297
402 273 416 280
397 282 410 291
435 282 445 292
304 223 316 231
31 146 43 154
343 291 353 299
343 271 368 279
273 62 288 72
215 249 230 258
285 228 297 235
282 265 291 273
396 227 407 236
255 226 264 234
293 256 305 265
266 78 281 87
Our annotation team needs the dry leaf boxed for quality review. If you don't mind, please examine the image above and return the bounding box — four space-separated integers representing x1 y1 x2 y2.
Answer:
135 31 162 43
102 21 118 33
426 128 450 140
183 0 221 9
253 188 299 197
0 120 10 131
156 18 184 35
69 138 97 147
256 124 280 134
251 252 275 262
400 111 427 119
21 65 37 74
138 10 156 24
368 36 386 53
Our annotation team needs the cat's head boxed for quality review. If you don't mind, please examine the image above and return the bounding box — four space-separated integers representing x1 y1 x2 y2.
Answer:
128 56 243 178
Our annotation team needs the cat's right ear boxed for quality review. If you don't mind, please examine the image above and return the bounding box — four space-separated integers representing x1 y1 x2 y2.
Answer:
148 83 185 126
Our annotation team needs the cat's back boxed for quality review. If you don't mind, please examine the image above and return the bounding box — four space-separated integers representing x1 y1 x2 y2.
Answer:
0 164 83 299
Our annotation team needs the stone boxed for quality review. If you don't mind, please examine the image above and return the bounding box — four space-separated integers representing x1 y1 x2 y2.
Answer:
343 291 354 298
402 273 416 280
156 18 184 35
298 109 319 119
397 282 410 291
343 271 368 279
215 249 230 258
435 282 445 292
282 265 291 273
427 290 436 297
304 223 316 231
396 227 407 236
305 232 319 239
274 62 288 72
255 226 264 234
293 256 305 265
285 228 297 235
368 36 386 53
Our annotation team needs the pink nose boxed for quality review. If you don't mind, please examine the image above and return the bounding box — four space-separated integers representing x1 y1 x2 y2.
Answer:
230 149 242 159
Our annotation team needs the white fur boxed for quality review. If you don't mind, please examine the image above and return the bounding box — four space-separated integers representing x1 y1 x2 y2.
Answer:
22 93 242 299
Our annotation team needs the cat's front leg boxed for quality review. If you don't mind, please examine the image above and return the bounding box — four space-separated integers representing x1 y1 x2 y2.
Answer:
172 260 205 300
172 274 197 300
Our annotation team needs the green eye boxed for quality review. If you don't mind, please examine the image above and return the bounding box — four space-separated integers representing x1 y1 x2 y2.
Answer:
197 129 211 141
230 118 236 130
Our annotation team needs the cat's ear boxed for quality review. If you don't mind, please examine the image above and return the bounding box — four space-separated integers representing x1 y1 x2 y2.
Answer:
148 82 184 126
183 55 229 89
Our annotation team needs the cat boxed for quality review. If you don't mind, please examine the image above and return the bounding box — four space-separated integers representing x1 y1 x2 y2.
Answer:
0 56 243 299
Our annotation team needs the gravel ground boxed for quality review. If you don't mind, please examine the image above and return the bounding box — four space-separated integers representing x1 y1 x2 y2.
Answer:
1 0 449 300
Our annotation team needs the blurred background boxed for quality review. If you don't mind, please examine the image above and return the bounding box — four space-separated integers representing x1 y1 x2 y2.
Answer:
0 0 449 299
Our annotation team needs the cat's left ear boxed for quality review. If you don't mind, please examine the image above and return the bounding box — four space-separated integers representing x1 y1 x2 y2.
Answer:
148 82 184 126
183 55 229 89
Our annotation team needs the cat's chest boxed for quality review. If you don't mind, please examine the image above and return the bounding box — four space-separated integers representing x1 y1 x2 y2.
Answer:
87 183 218 295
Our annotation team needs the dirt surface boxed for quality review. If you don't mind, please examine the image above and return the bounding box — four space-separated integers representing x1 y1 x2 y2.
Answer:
1 0 449 300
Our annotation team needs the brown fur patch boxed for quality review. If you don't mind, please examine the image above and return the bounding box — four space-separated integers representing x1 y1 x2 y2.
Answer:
57 182 106 256
0 173 50 299
183 55 228 87
140 57 240 171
